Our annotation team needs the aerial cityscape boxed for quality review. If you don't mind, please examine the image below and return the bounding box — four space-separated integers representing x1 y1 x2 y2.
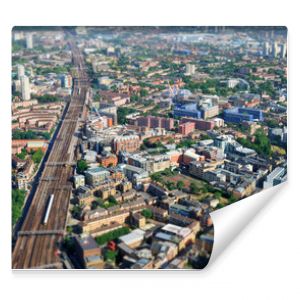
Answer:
11 26 287 269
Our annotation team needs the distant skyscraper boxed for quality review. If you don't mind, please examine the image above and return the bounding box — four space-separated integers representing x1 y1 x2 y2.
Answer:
263 42 270 57
26 33 33 49
17 64 25 80
272 41 280 58
20 75 31 100
280 43 287 59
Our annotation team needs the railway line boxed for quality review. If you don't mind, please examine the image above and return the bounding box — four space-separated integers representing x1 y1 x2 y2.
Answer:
12 34 90 269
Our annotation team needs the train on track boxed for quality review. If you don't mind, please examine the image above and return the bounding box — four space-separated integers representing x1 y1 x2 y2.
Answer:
43 194 54 225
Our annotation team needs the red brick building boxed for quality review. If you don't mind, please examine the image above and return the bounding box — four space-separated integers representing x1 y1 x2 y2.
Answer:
135 116 174 130
178 122 195 136
98 154 118 167
180 118 214 131
112 135 140 154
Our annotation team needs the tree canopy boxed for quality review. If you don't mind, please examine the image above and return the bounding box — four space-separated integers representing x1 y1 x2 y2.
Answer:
95 227 130 246
12 189 26 225
77 159 88 174
238 129 271 156
31 148 44 164
141 208 153 219
12 130 51 140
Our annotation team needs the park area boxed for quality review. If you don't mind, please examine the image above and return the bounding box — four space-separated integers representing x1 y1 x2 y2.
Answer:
151 168 235 208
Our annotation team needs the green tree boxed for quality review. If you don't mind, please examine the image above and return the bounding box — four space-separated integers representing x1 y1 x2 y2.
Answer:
201 185 208 194
176 138 195 149
34 94 61 103
228 195 238 204
108 195 117 205
150 173 162 183
140 144 147 151
214 191 222 199
16 148 27 160
190 182 200 194
12 130 51 140
95 227 130 246
31 148 44 164
237 129 271 157
166 181 176 190
104 250 117 262
12 189 26 225
140 89 148 97
176 180 185 191
71 205 82 219
141 208 153 219
66 225 73 234
91 200 100 210
117 107 137 124
130 94 139 102
77 159 88 174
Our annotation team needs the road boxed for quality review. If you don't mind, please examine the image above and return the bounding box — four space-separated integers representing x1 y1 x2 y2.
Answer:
12 35 89 269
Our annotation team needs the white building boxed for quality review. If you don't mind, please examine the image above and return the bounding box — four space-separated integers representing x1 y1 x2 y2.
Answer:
263 41 270 57
227 78 240 89
26 33 33 49
263 167 286 189
20 75 31 100
185 64 196 75
17 64 25 80
280 43 287 59
73 174 85 189
272 41 280 58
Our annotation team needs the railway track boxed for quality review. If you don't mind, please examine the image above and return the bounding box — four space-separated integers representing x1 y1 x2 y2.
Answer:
12 34 90 269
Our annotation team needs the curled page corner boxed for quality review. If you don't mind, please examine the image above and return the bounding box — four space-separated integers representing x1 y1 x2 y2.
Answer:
206 182 287 268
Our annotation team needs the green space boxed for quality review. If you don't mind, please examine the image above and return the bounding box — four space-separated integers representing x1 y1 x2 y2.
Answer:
151 169 234 206
12 130 51 140
140 89 148 97
71 204 83 219
16 148 27 160
264 119 280 128
257 81 276 98
35 65 71 75
12 41 25 53
104 249 118 262
237 129 271 156
141 138 168 154
76 159 89 174
141 208 153 219
30 148 44 164
176 180 185 190
12 189 26 225
12 57 28 65
176 138 196 149
150 167 178 184
34 94 62 103
183 77 246 96
117 107 137 124
92 196 118 210
95 227 130 246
